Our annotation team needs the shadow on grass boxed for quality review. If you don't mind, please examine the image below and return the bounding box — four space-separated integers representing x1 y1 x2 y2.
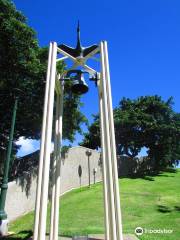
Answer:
157 205 180 213
120 173 157 181
1 230 33 240
174 206 180 212
157 205 172 213
142 176 155 181
163 168 177 173
120 168 178 181
2 231 74 240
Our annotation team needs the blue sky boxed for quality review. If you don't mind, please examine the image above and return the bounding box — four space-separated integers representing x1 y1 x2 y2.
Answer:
13 0 180 157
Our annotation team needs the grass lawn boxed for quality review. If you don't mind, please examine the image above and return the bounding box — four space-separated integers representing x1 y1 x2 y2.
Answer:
7 169 180 240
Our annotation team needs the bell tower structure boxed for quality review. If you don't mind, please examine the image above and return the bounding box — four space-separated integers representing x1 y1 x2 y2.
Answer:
33 24 123 240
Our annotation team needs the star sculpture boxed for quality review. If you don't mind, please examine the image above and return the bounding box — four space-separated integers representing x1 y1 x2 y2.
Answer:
59 21 99 58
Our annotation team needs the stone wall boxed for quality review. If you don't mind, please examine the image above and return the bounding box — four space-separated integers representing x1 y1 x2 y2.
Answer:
117 155 151 177
4 146 149 222
117 155 137 177
5 146 102 221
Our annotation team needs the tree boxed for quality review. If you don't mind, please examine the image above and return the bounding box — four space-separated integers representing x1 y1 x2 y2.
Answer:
0 0 87 174
80 115 100 150
130 96 180 170
81 95 180 172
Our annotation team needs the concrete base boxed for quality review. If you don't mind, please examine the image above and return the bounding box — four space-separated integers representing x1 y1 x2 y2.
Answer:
0 219 9 236
45 234 139 240
89 234 138 240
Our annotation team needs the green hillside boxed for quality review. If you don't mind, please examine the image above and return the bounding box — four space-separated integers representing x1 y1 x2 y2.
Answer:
8 169 180 240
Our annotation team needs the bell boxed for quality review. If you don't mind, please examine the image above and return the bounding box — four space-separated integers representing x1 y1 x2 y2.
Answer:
71 76 89 94
66 70 89 95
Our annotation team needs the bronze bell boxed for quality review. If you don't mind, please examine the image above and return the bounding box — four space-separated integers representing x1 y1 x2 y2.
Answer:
66 70 89 95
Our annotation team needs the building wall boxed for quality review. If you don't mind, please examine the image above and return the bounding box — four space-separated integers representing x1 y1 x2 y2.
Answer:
5 146 102 221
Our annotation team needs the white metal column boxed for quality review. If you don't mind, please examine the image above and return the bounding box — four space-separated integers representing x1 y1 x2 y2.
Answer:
53 81 64 240
103 41 123 240
98 80 110 240
33 42 52 240
100 41 117 240
49 92 60 240
100 41 123 240
34 42 57 240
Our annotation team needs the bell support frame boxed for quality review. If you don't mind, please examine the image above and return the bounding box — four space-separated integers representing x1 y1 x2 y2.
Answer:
33 40 123 240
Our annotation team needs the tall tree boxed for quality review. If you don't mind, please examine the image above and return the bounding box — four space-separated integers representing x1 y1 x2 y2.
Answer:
0 0 86 174
81 95 180 171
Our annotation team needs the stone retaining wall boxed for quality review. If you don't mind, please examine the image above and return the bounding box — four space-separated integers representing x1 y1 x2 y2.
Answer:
5 146 102 221
5 146 148 221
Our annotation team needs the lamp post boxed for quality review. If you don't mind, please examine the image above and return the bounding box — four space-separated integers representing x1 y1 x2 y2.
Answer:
93 168 97 184
78 165 82 188
0 88 24 236
86 150 92 187
0 98 18 235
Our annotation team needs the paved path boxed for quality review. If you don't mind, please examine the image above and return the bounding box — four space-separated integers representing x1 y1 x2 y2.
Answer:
89 234 138 240
47 234 139 240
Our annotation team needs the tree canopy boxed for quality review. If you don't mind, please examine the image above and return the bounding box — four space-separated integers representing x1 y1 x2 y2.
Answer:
0 0 87 172
81 95 180 171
